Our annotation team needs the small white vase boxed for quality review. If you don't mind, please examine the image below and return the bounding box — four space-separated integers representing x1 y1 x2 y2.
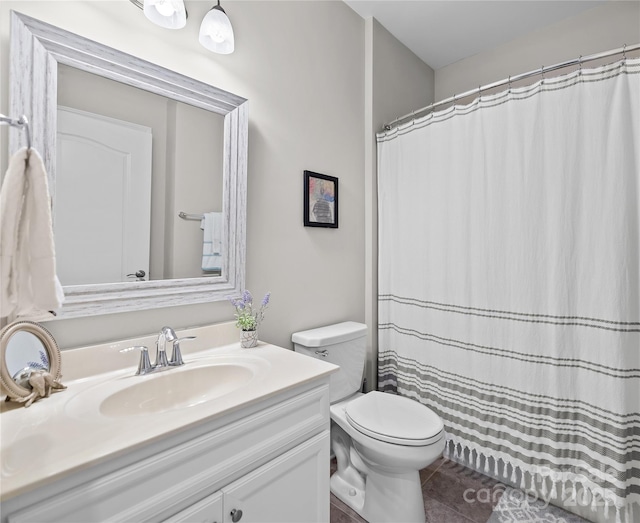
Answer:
240 329 258 348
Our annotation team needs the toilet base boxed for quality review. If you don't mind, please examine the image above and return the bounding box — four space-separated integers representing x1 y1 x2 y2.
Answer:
360 467 426 523
330 425 429 523
330 472 365 513
331 465 426 523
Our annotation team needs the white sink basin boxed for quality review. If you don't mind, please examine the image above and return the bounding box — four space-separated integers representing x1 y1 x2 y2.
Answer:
100 363 254 417
65 354 270 419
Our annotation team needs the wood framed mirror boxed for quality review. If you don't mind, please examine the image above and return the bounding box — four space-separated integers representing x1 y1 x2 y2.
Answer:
9 11 248 319
0 321 65 407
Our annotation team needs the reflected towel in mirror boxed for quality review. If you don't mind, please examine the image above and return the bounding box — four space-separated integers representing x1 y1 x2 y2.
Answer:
200 212 222 272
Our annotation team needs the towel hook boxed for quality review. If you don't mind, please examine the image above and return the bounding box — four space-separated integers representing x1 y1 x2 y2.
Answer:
0 114 31 150
19 115 32 151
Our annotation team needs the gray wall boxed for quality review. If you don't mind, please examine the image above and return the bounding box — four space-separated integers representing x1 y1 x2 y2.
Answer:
364 18 434 390
435 1 640 101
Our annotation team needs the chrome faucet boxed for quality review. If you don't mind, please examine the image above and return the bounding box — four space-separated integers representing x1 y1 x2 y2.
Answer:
120 328 196 376
155 326 177 368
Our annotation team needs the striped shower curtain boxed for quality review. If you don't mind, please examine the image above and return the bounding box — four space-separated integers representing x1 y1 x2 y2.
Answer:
377 58 639 522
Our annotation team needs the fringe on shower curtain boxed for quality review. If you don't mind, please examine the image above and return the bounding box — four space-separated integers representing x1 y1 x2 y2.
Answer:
377 58 640 523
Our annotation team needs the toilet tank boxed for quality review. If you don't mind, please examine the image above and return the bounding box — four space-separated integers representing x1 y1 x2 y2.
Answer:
292 321 367 403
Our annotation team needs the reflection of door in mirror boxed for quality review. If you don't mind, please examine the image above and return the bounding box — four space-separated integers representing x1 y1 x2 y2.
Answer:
5 331 50 379
56 106 152 286
56 64 225 282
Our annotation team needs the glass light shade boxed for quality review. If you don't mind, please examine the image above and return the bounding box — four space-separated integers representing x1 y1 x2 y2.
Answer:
199 6 234 54
143 0 187 29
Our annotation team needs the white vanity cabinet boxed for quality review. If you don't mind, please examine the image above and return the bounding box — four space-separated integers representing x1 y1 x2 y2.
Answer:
2 379 331 523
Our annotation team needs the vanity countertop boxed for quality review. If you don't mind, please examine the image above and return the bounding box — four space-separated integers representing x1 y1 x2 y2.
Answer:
0 322 338 501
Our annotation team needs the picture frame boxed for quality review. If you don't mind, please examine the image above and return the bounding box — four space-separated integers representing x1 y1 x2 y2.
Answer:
303 170 338 228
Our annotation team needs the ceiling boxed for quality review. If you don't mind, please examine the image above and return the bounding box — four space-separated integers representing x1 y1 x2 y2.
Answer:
343 1 607 70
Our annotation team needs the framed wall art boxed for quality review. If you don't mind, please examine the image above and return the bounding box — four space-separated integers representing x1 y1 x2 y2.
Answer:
303 170 338 228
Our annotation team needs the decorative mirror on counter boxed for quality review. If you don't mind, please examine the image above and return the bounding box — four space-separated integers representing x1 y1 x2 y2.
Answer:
0 321 66 407
9 11 248 319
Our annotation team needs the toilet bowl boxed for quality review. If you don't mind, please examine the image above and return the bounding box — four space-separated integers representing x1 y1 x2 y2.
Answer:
292 322 446 523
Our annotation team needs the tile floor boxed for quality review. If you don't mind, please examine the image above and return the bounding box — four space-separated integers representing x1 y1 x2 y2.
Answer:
329 457 504 523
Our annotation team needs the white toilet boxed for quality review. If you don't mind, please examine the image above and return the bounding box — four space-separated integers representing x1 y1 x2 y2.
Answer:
292 321 445 523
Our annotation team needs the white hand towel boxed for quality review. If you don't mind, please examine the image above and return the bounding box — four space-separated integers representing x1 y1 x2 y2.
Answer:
200 212 222 272
0 147 64 321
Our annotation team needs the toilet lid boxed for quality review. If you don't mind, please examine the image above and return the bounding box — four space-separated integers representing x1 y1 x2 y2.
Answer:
345 391 444 446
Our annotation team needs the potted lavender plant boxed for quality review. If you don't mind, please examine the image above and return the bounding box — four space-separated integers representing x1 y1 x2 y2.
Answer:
228 290 270 348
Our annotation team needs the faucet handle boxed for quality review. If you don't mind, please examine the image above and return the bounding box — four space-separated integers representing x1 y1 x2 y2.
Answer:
120 346 153 375
169 336 196 366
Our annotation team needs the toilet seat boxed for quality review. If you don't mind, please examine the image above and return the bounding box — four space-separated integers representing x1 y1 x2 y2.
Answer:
345 391 444 446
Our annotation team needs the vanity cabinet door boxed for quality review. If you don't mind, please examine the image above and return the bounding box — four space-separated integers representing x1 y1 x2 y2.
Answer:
163 492 223 523
221 430 329 523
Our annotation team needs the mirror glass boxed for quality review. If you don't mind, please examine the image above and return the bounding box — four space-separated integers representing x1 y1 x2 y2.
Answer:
9 11 248 318
6 332 50 388
56 65 224 285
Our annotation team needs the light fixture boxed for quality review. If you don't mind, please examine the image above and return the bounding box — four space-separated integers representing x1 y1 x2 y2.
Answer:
131 0 188 30
199 0 235 54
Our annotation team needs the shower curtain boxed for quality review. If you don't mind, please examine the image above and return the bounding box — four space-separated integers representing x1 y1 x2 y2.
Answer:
377 58 639 522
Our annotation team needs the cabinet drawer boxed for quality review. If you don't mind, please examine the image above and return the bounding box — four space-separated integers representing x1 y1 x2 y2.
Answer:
7 384 329 523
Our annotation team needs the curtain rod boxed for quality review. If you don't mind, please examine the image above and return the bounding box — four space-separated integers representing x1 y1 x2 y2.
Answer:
383 43 640 132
